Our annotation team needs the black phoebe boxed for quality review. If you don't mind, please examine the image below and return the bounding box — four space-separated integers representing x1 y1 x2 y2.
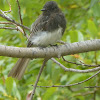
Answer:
8 1 66 80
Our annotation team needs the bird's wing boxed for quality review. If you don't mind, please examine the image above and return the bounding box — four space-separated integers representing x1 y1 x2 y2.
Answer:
30 15 49 34
27 15 49 47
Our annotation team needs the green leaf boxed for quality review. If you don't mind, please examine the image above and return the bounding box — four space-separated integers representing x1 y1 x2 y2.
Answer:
90 0 99 8
60 75 67 83
42 87 57 100
6 77 13 94
12 81 21 100
78 31 84 41
69 30 78 42
46 60 52 78
52 66 60 84
87 20 98 37
92 3 100 17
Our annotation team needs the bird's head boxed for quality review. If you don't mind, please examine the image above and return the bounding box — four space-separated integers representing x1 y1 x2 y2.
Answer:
41 1 60 15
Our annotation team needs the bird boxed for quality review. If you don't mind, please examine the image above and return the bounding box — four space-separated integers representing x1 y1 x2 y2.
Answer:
8 1 66 80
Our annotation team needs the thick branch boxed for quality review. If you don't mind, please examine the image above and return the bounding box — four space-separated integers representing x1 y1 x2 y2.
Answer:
0 39 100 58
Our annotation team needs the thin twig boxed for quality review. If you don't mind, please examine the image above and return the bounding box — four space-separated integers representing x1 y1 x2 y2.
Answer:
16 0 23 25
4 0 11 13
32 70 100 88
16 26 24 33
0 11 28 36
16 0 28 38
0 26 25 33
94 51 98 65
0 22 13 24
85 86 100 88
51 58 100 73
74 91 94 96
0 27 18 30
62 57 100 67
30 58 49 100
0 10 30 31
93 90 96 100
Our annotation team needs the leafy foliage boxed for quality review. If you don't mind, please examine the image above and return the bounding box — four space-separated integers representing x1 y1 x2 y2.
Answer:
0 0 100 100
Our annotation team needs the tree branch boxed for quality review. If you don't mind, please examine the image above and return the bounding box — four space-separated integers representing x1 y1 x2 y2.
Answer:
32 70 100 88
16 0 28 38
30 58 49 100
51 58 100 73
85 86 100 88
0 22 13 24
0 39 100 58
4 0 11 13
62 57 100 67
0 27 18 30
0 26 26 34
0 10 30 31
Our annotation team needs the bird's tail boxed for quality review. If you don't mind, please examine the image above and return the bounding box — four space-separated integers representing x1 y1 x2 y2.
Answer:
8 58 30 80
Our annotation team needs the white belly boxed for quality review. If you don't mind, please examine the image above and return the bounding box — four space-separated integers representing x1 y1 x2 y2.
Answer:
31 27 63 47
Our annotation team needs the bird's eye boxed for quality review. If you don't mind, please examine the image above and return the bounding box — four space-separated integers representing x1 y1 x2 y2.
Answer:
52 7 56 10
52 7 54 10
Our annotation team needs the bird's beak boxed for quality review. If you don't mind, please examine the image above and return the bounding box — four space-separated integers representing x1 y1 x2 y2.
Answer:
41 8 46 11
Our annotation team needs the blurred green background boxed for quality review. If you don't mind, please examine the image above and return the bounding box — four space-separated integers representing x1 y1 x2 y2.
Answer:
0 0 100 100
